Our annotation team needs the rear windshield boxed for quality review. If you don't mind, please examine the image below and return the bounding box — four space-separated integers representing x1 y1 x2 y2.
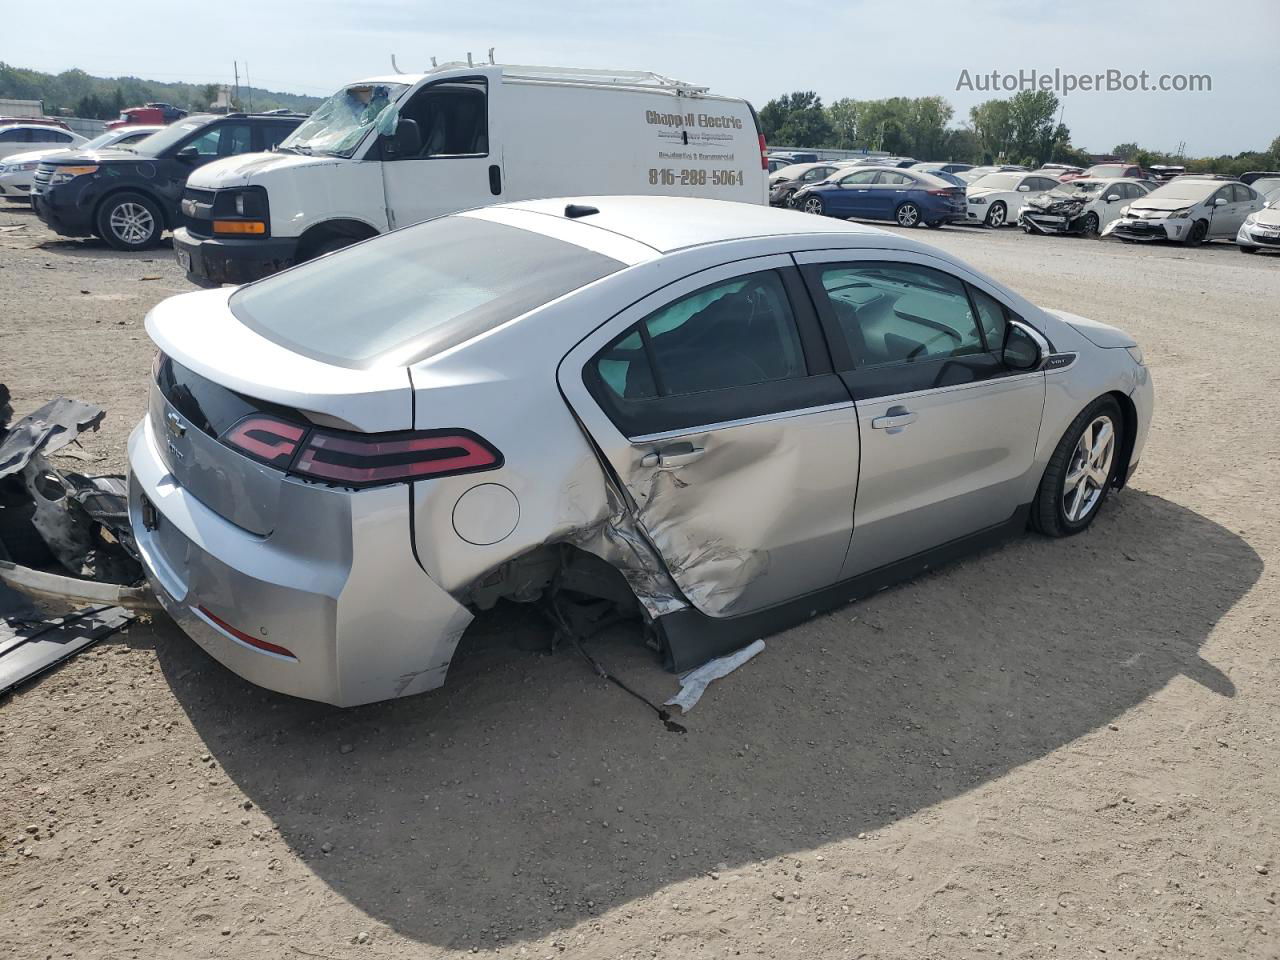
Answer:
229 216 624 368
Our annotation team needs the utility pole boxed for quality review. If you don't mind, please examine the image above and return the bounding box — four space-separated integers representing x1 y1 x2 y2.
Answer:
244 62 252 112
233 61 240 111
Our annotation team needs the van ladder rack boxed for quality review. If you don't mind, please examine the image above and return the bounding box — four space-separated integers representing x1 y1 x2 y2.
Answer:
428 61 710 95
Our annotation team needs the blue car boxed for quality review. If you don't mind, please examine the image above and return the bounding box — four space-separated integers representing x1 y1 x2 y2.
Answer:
792 167 967 228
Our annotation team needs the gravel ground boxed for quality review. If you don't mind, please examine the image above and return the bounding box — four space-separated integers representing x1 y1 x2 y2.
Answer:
1 201 1278 960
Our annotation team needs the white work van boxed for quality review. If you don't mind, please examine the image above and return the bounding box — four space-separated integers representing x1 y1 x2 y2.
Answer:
173 62 767 285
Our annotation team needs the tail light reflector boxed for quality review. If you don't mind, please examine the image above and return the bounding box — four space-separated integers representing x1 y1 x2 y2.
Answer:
759 133 768 170
292 429 502 487
197 605 297 660
218 415 503 489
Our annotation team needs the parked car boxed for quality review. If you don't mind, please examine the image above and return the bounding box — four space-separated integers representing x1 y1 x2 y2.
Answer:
1020 178 1152 236
769 151 819 164
107 104 188 130
1062 162 1145 183
1148 165 1186 181
1102 177 1264 245
964 171 1061 227
769 161 843 206
174 62 769 286
31 112 303 250
127 196 1152 706
1036 163 1083 179
1239 171 1280 199
0 126 162 202
0 123 87 161
792 166 966 227
957 164 1027 184
0 116 72 130
766 156 792 174
911 161 974 175
1235 192 1280 254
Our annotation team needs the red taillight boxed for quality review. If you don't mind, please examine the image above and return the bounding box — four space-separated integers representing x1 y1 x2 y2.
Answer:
759 133 768 170
197 605 297 660
292 429 501 487
221 415 305 469
927 188 962 196
219 414 503 488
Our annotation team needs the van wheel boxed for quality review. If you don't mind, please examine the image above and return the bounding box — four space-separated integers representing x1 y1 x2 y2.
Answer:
895 202 921 227
96 192 163 251
984 201 1007 227
1031 396 1124 537
801 196 825 216
310 237 358 259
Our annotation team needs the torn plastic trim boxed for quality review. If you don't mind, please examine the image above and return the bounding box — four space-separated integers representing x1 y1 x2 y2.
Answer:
0 560 160 610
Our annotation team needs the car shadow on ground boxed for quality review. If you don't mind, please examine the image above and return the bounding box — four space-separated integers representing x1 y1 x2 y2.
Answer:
147 489 1259 950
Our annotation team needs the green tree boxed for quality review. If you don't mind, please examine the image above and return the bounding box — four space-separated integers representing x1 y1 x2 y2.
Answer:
760 91 833 147
969 98 1013 163
826 98 859 150
1006 90 1060 166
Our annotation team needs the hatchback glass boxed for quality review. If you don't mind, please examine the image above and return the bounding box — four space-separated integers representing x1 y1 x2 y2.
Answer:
230 216 624 368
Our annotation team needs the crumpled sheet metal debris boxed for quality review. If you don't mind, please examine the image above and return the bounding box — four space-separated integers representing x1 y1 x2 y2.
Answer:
664 638 765 714
0 396 105 479
0 603 134 697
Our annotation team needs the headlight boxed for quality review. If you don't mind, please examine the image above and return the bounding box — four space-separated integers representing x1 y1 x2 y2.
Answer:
1244 213 1258 226
1169 208 1193 219
1126 345 1145 366
969 196 986 204
50 164 99 184
1119 204 1131 216
14 162 37 172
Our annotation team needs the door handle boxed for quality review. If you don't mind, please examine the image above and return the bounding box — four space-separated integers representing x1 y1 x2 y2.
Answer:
488 164 502 195
871 406 917 431
640 444 705 468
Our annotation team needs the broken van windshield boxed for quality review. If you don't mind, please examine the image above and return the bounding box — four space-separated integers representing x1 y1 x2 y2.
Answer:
278 82 409 158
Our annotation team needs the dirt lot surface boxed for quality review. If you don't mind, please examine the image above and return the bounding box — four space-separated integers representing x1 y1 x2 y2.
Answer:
1 201 1277 960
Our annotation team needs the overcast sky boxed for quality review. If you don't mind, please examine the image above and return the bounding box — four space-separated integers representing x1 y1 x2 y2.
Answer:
10 0 1276 156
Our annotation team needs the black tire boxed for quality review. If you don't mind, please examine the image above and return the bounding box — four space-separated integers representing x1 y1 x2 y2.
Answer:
1239 245 1259 254
1031 396 1125 538
1082 212 1100 237
800 195 825 217
895 202 921 227
984 201 1007 228
1184 219 1208 246
310 237 358 259
95 191 164 251
925 220 944 229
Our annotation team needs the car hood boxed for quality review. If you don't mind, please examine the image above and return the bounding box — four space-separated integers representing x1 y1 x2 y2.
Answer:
1126 197 1200 214
3 147 74 165
1044 309 1137 349
188 151 346 188
1249 205 1280 226
41 147 147 165
967 187 1013 199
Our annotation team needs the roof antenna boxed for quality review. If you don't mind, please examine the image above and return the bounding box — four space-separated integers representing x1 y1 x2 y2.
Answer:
390 54 404 74
488 47 495 64
467 51 473 67
430 56 438 68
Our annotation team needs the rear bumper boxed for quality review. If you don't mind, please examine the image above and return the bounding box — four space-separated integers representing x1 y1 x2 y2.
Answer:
127 415 474 706
173 226 298 286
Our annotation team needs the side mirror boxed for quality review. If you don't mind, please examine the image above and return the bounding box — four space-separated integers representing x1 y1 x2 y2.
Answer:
1017 184 1031 192
1213 197 1227 206
176 145 200 161
381 117 422 160
1105 194 1120 202
1003 320 1048 371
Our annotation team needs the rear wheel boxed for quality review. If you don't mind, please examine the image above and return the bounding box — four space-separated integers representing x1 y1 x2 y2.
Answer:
1031 397 1124 537
895 202 921 227
801 195 825 216
1184 219 1208 246
984 201 1007 227
96 191 163 251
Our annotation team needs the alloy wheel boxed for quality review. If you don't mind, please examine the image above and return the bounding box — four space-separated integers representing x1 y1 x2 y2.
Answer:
109 202 155 246
897 203 920 227
1062 415 1115 523
803 196 824 215
987 202 1006 227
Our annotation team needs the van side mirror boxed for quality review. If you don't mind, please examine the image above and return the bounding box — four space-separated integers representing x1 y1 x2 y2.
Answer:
1003 320 1047 371
382 117 422 160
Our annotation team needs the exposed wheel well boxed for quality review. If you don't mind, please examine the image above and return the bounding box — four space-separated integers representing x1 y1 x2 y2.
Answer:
1108 389 1138 489
296 219 380 263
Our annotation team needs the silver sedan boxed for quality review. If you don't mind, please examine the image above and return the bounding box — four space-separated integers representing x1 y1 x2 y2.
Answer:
127 197 1153 706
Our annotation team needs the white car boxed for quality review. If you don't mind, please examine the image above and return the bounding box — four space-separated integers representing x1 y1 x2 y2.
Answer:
0 123 87 163
127 196 1152 707
1102 178 1265 245
965 171 1061 227
1236 191 1280 254
0 126 161 201
1019 178 1152 236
